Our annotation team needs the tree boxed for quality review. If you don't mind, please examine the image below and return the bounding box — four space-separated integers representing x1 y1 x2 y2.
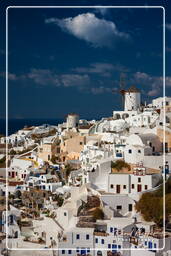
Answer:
51 155 58 164
53 194 64 207
135 177 171 226
93 208 104 221
14 190 22 199
65 164 72 180
9 149 16 155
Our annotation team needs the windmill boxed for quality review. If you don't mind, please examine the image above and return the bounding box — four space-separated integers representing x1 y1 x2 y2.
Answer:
119 73 126 110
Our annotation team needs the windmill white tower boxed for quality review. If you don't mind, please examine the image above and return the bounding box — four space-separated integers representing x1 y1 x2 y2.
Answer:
124 86 141 111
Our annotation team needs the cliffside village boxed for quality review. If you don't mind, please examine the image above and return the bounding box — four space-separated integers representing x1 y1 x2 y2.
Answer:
0 86 171 256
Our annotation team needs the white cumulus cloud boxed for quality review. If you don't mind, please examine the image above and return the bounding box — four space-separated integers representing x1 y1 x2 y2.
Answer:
45 13 130 48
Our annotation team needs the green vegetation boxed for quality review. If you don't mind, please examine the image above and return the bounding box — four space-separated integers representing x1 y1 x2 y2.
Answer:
0 156 6 168
14 190 22 199
65 164 73 180
0 156 6 163
53 194 64 207
93 208 104 221
31 129 56 140
135 177 171 226
16 145 37 155
111 160 131 172
51 155 58 164
9 149 17 155
56 171 62 182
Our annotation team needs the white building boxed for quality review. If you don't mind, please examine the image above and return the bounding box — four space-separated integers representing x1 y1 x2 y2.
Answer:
124 86 141 111
152 96 171 109
124 134 162 164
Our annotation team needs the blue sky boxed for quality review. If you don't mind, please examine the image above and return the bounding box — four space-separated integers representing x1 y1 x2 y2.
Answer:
0 0 171 120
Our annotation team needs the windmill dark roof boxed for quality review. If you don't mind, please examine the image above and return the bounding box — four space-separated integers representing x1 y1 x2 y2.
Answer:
125 85 140 93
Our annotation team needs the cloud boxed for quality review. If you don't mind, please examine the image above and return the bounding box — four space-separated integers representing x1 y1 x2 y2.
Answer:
94 7 110 17
73 62 129 76
28 69 60 86
0 72 25 81
91 86 117 94
148 86 160 97
61 74 90 87
4 68 90 90
45 13 130 48
166 23 171 31
133 72 171 97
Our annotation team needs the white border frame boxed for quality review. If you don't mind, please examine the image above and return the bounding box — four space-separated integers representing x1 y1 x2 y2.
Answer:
5 5 166 252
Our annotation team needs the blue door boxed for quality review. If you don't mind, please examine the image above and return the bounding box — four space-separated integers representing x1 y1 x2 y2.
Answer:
112 244 117 253
81 249 86 255
148 241 152 249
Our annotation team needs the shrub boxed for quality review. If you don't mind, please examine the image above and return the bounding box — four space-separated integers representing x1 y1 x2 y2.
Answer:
65 164 72 180
135 177 171 226
53 194 64 207
93 208 104 220
9 149 16 155
111 160 131 172
0 156 6 164
51 155 58 164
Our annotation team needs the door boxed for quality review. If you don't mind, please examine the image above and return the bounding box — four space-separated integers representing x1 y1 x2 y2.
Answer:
81 249 86 255
116 185 120 194
128 204 133 212
137 184 142 192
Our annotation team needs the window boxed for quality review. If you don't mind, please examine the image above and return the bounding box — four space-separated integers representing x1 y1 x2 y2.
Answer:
123 185 126 189
145 241 147 246
95 238 98 243
112 244 117 249
118 245 121 249
48 155 50 160
154 243 157 248
76 234 80 240
87 248 90 253
110 227 113 233
64 212 67 216
116 205 122 210
101 239 104 244
76 248 79 253
128 149 132 154
62 250 65 254
132 184 135 189
68 250 72 254
80 142 83 145
110 184 114 189
86 234 89 240
108 244 111 249
145 185 148 190
138 178 141 183
138 149 141 153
